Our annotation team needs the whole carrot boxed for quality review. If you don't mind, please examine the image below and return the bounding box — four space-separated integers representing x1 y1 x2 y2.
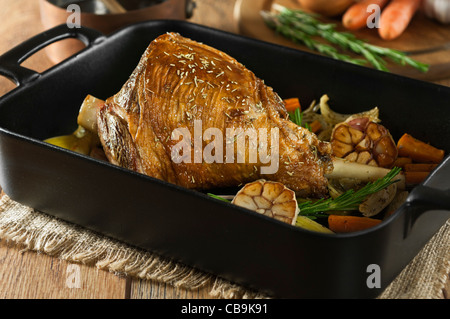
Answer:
378 0 422 40
343 0 390 30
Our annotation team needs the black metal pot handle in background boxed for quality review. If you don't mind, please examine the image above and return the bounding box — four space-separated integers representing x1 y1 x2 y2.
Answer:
0 24 104 87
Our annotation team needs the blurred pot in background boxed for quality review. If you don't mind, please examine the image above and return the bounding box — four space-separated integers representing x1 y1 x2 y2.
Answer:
39 0 196 63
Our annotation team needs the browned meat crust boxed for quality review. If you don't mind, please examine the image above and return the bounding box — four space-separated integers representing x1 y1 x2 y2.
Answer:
97 33 332 197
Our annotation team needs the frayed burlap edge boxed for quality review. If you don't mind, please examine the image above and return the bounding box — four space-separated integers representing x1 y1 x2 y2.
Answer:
379 219 450 299
0 193 268 299
0 192 448 299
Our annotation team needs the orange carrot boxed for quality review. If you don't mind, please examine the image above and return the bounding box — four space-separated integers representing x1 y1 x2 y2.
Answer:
405 171 430 185
378 0 422 40
397 133 445 164
342 0 390 30
283 98 301 112
393 156 413 169
328 215 382 233
404 163 438 172
309 120 322 133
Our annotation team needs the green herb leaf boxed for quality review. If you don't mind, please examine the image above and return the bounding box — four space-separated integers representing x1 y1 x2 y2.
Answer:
288 108 312 131
208 193 231 202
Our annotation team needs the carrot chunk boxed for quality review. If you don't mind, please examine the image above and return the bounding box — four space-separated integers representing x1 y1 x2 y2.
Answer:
328 215 382 233
309 120 322 133
397 133 445 164
393 156 413 169
404 163 438 172
405 171 431 186
283 98 301 112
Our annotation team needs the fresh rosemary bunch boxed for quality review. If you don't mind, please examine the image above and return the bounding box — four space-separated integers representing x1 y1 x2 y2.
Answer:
298 167 402 217
262 5 429 73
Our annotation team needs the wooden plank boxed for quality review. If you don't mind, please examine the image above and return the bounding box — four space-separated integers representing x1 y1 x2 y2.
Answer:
130 279 216 299
0 240 127 299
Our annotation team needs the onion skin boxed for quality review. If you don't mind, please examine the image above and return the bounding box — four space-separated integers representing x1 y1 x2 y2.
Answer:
422 0 450 24
295 0 355 17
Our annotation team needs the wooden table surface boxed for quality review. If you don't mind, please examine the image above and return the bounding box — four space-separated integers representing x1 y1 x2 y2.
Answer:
0 0 448 299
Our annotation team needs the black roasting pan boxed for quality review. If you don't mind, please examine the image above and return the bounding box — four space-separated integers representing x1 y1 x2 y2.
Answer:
0 20 449 299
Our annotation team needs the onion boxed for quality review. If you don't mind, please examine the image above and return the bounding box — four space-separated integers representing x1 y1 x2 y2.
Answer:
295 0 355 17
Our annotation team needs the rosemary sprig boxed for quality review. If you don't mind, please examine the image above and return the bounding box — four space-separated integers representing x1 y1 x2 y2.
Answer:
298 167 402 217
207 193 231 203
262 5 429 73
289 108 312 131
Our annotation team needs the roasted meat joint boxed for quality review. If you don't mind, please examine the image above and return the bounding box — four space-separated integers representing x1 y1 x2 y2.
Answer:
73 32 334 198
46 31 441 233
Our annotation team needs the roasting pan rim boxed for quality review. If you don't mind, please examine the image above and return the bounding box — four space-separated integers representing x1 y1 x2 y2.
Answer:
0 19 447 237
0 19 449 298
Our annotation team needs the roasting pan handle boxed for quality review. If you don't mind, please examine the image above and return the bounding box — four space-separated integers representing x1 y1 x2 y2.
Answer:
0 24 104 87
407 186 450 212
403 156 450 236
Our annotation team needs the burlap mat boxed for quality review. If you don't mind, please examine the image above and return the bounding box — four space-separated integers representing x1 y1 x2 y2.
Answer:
0 192 448 299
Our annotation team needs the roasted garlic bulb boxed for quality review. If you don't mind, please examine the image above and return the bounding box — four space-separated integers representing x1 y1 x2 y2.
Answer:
232 180 333 233
331 117 398 168
231 180 299 225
